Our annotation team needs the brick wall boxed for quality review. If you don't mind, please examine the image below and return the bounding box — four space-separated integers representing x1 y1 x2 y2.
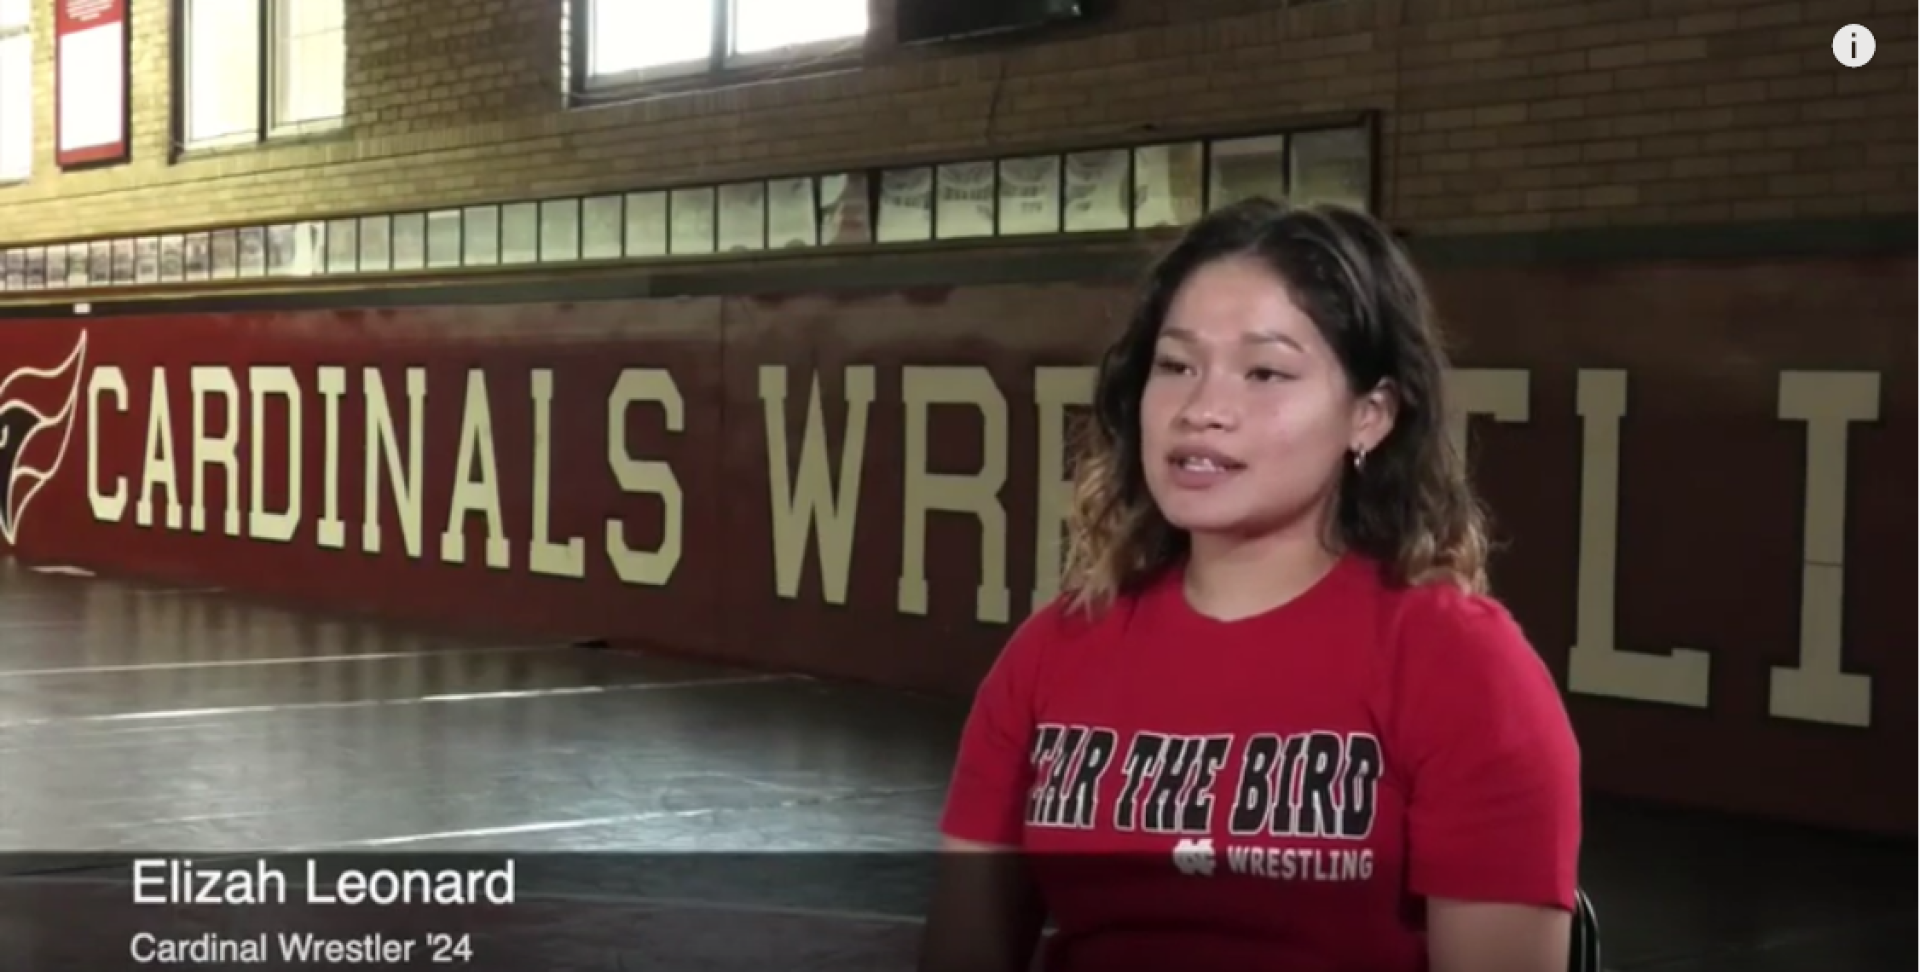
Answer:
1 0 1912 245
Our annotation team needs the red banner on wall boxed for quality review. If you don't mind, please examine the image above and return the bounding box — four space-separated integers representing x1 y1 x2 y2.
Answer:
55 0 129 168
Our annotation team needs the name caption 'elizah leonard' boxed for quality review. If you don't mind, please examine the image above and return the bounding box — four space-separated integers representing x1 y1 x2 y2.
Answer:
132 858 517 906
128 858 511 966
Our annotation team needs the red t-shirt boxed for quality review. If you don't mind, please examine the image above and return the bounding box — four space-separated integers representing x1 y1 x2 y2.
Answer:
938 553 1582 972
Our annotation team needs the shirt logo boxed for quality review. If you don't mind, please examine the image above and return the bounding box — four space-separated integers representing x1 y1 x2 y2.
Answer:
1171 837 1217 878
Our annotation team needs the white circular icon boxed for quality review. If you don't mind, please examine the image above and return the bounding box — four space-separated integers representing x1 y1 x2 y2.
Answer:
1833 24 1876 68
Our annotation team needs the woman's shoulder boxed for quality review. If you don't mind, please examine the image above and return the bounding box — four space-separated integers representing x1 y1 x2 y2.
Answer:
1369 570 1575 765
1383 571 1517 631
1371 570 1543 680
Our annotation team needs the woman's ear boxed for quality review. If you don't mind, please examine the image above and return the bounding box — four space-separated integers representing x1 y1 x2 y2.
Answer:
1351 379 1399 455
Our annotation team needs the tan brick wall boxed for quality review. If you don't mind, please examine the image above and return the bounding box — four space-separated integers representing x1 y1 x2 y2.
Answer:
1 0 1912 245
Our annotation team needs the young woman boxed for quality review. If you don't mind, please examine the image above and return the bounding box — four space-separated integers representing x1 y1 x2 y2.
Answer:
919 199 1582 972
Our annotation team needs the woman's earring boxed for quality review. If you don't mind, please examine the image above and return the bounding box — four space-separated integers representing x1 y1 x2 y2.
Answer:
1351 448 1367 472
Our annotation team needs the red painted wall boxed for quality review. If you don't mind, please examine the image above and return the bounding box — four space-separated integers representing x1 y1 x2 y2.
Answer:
0 253 1912 835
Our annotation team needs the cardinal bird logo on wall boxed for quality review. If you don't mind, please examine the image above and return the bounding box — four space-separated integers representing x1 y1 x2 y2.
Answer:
0 331 89 548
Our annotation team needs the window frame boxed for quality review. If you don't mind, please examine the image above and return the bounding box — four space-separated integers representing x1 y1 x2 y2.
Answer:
173 0 344 154
571 0 867 100
0 0 31 183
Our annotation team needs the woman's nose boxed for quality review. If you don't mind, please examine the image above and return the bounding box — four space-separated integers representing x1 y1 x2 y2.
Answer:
1174 376 1234 431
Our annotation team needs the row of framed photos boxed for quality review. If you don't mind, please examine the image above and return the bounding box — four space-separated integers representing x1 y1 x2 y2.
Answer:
0 125 1371 293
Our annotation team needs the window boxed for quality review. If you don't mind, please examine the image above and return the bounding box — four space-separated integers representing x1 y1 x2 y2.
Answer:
0 0 29 181
730 0 866 56
272 0 345 126
581 0 866 89
180 0 343 148
183 0 259 145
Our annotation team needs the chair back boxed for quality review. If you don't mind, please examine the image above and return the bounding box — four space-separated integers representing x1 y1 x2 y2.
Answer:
1569 888 1601 972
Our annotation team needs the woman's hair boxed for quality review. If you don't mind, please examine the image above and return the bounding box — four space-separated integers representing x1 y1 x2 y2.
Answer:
1059 197 1490 613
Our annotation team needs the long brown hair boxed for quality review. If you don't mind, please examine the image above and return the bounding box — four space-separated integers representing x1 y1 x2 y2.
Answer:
1059 198 1490 614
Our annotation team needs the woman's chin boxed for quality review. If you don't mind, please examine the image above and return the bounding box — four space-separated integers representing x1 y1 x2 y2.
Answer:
1158 502 1253 538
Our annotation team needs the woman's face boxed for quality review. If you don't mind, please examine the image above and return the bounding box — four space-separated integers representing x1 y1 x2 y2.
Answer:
1138 255 1390 540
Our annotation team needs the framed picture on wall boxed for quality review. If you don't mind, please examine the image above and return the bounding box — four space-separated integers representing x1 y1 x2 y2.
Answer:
237 228 266 276
425 210 461 269
210 230 237 278
876 167 931 243
818 172 871 246
539 199 581 263
158 234 183 282
135 237 159 282
717 182 766 253
266 225 295 275
499 202 537 264
936 160 995 239
1133 143 1204 229
624 192 667 258
669 187 715 255
391 213 426 270
1208 134 1287 209
1063 149 1129 232
358 215 391 272
184 232 209 279
998 155 1062 236
68 243 91 286
326 219 358 274
1289 126 1373 211
464 205 502 266
581 195 623 260
767 178 816 249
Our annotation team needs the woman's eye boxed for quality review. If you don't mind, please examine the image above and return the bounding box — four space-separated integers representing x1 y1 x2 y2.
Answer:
1248 367 1292 383
1152 357 1192 375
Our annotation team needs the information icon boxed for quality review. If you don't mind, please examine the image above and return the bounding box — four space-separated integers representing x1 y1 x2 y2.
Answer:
1833 24 1876 68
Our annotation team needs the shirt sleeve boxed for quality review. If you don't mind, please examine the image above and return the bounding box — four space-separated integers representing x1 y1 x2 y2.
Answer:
936 602 1064 846
1393 587 1582 910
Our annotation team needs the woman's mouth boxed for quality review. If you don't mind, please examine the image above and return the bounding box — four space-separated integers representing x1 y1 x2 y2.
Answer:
1166 448 1244 487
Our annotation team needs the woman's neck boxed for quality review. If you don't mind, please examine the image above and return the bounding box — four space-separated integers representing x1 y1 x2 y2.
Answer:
1182 527 1343 622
